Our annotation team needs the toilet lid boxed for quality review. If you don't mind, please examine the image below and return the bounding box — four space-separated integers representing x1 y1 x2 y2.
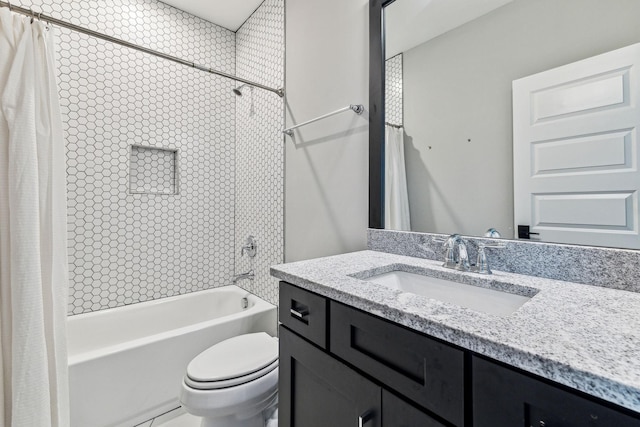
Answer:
186 332 278 384
185 359 278 390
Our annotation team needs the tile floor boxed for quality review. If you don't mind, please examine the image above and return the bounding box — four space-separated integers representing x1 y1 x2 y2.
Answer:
137 404 278 426
135 407 201 427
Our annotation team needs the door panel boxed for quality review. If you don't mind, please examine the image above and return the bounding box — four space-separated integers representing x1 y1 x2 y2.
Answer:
531 68 629 121
533 191 635 227
513 42 640 248
532 130 632 174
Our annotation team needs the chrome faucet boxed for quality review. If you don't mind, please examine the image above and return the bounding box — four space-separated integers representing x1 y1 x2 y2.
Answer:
232 269 254 285
439 234 506 274
442 234 471 271
474 243 506 274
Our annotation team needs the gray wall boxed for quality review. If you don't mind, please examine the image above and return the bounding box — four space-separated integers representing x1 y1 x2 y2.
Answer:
284 0 370 262
402 0 640 238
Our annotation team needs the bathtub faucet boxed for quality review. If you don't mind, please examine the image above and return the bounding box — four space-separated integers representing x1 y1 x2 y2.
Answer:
232 269 254 285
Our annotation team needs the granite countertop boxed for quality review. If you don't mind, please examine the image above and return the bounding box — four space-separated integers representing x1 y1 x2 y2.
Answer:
271 250 640 413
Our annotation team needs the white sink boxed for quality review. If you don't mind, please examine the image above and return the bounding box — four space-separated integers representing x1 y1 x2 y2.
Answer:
367 270 532 316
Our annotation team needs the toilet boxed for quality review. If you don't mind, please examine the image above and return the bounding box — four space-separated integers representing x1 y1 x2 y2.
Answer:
179 332 279 427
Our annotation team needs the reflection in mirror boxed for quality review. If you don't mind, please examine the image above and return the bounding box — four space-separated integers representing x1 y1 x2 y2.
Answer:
381 0 640 248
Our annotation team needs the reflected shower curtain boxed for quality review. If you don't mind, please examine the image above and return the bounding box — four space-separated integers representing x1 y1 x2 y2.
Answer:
0 9 70 427
385 125 411 230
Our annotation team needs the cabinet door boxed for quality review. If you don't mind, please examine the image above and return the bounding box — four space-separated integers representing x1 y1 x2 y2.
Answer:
279 326 382 427
382 390 446 427
473 356 640 427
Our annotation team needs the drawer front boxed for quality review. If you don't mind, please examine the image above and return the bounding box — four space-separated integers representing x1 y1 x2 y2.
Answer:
279 282 327 348
329 301 465 426
473 356 640 427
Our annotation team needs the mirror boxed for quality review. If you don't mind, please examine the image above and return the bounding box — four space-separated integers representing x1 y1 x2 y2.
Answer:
369 0 640 249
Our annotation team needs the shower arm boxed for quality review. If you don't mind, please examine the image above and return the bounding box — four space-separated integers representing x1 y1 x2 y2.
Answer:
0 0 285 97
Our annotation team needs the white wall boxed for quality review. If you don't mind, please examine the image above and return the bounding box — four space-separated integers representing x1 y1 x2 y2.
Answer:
285 0 370 262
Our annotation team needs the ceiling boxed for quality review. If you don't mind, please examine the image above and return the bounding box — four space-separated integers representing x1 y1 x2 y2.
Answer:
385 0 513 58
160 0 264 31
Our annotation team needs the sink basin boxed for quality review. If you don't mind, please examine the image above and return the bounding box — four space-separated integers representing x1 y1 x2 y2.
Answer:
367 270 531 316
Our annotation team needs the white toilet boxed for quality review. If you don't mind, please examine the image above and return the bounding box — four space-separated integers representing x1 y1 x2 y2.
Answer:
179 332 279 427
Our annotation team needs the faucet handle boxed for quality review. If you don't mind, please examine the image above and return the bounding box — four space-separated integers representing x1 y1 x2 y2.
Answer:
240 235 257 258
456 241 471 271
474 243 506 275
438 235 459 268
484 228 502 238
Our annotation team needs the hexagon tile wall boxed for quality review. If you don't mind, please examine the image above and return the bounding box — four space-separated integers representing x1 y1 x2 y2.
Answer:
235 0 285 306
11 0 283 314
386 53 403 126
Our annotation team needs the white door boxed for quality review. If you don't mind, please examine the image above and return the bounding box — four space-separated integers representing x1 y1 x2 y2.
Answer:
513 42 640 248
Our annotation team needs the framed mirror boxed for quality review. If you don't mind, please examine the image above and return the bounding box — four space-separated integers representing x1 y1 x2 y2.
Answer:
369 0 640 249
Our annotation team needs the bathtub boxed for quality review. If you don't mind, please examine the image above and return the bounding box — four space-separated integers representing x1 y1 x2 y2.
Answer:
67 285 277 427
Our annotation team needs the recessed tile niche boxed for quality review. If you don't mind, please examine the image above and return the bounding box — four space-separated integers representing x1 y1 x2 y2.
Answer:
129 145 178 195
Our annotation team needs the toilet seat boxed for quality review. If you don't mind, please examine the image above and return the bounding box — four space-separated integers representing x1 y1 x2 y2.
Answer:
185 332 278 391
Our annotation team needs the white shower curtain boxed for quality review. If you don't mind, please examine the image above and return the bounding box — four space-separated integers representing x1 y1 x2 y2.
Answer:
385 125 411 230
0 9 70 427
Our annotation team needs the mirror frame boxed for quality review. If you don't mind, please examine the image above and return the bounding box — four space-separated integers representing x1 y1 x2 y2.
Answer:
368 0 394 229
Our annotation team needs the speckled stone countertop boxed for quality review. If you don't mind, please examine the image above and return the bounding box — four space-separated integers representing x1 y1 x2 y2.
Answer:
271 250 640 413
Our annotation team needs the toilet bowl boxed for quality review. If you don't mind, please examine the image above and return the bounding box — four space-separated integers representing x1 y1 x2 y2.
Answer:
179 332 279 427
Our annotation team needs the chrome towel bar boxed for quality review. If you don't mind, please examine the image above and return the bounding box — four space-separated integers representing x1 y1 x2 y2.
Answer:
283 104 364 136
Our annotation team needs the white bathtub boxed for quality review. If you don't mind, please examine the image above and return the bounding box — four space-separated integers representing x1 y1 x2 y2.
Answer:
67 285 277 427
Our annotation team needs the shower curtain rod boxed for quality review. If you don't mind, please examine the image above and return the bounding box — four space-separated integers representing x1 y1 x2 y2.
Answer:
0 1 285 97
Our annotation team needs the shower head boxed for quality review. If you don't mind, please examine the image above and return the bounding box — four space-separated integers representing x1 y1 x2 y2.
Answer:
233 84 248 96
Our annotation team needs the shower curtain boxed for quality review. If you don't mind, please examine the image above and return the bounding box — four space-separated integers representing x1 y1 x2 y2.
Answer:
0 9 70 427
385 125 411 230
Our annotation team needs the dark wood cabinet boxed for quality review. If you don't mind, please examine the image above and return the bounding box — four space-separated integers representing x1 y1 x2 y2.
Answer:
382 390 446 427
472 356 640 427
278 281 640 427
330 300 464 426
279 326 381 427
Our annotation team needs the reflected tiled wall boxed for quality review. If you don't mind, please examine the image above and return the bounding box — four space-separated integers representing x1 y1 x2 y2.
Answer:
235 0 285 306
14 0 238 314
386 53 403 126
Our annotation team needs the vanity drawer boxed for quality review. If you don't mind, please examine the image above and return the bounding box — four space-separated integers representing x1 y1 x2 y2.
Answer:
329 301 465 426
279 282 327 348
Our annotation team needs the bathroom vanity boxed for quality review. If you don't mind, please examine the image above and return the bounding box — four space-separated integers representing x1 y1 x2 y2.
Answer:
272 250 640 427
